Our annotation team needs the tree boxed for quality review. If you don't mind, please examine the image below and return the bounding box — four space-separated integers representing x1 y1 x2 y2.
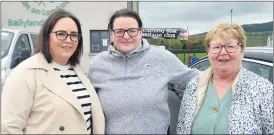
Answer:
173 40 182 49
198 40 204 48
180 40 187 49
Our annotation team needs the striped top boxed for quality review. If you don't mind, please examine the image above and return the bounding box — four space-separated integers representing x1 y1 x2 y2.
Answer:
50 61 92 133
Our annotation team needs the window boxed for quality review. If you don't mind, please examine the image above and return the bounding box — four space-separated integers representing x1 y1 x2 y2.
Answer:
10 34 32 69
190 58 273 82
191 59 210 71
1 31 14 57
242 60 272 82
90 30 110 52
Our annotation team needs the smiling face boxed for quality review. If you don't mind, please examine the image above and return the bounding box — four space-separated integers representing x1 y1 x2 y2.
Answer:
109 16 143 53
49 17 79 65
207 36 244 78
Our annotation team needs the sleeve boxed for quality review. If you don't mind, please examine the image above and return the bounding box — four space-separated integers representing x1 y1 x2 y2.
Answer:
87 55 100 92
176 76 198 134
1 69 34 134
260 81 273 134
87 56 94 82
163 50 199 90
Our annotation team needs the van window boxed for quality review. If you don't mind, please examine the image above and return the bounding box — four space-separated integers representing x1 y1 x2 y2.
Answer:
242 60 272 81
191 59 210 71
10 34 32 68
1 31 14 58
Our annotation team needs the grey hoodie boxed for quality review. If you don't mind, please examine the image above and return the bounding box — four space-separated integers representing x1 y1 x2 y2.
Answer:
88 39 198 134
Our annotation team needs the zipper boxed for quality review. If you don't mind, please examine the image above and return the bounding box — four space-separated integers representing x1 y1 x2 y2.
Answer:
123 53 128 74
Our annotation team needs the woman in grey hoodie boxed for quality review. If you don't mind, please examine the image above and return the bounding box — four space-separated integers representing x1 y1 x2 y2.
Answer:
88 8 198 134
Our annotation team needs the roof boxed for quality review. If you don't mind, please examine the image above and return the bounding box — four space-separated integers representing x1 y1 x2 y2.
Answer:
244 47 273 62
1 28 38 34
245 46 273 51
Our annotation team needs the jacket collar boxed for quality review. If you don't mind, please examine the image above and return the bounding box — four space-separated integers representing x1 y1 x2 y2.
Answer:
28 52 82 71
198 66 242 93
28 53 92 125
28 53 51 70
108 38 150 58
195 66 242 113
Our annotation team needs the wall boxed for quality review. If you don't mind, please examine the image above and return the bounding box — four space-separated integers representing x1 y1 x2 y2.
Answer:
1 2 127 73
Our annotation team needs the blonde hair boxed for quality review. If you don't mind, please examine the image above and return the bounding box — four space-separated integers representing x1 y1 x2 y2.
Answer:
205 23 247 51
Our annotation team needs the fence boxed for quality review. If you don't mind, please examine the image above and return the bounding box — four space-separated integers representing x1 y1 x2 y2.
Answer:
170 49 207 65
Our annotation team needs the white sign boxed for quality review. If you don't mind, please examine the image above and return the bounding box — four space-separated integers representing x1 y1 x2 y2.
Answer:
142 28 188 40
102 39 108 46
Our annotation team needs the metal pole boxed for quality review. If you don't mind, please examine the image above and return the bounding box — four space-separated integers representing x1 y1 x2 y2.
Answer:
187 27 191 65
231 9 233 24
127 1 139 13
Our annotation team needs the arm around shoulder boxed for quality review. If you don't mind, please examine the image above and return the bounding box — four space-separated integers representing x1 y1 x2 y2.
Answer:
163 49 199 89
87 53 105 85
87 53 102 76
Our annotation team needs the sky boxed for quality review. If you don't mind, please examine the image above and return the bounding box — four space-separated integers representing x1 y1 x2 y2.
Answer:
139 2 273 35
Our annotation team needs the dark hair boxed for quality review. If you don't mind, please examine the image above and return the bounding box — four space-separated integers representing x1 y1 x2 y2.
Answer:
34 9 83 66
107 8 143 30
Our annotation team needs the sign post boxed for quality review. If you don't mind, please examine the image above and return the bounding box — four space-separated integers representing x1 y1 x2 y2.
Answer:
187 27 190 65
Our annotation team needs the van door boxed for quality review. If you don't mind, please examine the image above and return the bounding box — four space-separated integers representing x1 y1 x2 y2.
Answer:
29 33 38 53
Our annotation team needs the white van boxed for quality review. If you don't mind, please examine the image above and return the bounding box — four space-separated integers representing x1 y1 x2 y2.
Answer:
1 28 38 88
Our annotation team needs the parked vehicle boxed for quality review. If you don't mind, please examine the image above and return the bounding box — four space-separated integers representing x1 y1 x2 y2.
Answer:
1 28 38 89
168 46 273 134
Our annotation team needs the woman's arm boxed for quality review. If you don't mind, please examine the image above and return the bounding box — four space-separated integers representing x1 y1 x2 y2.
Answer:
176 76 198 134
1 68 34 134
260 81 273 134
163 49 199 90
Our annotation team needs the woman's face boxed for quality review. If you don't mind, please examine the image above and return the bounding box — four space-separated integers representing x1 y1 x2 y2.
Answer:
49 17 79 65
207 36 244 78
109 16 142 53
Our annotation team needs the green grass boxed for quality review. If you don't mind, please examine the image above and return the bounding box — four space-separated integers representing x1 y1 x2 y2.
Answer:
246 31 272 35
189 31 271 47
175 53 207 65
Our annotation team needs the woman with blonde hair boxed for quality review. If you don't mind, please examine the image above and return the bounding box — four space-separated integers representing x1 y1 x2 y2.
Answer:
176 23 273 134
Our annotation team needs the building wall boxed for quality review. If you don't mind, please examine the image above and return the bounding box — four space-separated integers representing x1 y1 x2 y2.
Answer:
1 2 128 73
